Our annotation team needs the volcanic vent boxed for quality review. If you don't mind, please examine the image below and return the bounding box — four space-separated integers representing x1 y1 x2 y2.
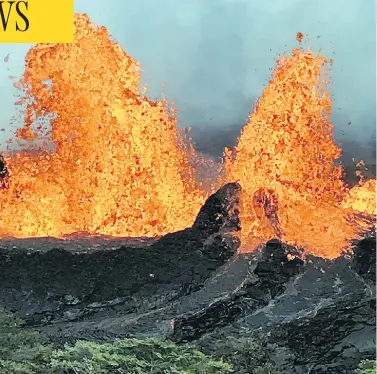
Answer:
0 13 375 260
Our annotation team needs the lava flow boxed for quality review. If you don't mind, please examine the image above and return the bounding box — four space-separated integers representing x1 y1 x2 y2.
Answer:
0 14 375 259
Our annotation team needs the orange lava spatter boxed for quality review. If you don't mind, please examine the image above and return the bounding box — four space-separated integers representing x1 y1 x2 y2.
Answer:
224 49 374 258
0 14 375 259
0 14 206 238
296 32 304 43
342 179 376 216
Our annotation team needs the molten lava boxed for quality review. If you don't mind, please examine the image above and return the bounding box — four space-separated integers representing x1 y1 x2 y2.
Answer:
0 14 206 238
0 15 375 259
224 49 375 257
342 179 376 216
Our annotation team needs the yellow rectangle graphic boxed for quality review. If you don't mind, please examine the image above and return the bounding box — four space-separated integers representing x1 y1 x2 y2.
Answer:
0 0 74 43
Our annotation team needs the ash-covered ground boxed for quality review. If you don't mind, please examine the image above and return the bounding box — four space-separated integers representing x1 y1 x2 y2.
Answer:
0 182 375 373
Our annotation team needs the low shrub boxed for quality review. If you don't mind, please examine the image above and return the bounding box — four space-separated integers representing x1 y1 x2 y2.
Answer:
210 335 293 374
0 309 232 374
359 359 376 374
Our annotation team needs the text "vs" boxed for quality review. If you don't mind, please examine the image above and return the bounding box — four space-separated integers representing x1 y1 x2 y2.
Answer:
0 1 29 32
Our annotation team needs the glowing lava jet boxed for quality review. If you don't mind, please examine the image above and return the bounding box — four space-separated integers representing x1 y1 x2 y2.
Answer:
0 14 206 238
224 49 375 258
0 14 375 260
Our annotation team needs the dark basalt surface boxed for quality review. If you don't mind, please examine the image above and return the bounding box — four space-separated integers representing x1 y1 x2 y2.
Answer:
0 181 375 373
170 239 304 343
196 236 376 374
0 183 241 326
351 236 376 284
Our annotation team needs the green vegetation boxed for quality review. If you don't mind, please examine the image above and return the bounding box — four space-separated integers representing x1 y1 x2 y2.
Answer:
211 336 292 374
0 309 231 374
1 308 375 374
359 359 376 374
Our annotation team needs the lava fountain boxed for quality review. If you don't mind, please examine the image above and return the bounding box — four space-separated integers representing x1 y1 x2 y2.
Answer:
224 49 375 257
0 14 206 238
0 14 375 259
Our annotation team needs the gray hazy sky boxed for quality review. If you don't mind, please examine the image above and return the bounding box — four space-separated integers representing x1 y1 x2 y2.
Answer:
0 0 375 160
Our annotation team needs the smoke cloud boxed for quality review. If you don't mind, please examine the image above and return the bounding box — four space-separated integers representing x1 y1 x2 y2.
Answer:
0 0 375 163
